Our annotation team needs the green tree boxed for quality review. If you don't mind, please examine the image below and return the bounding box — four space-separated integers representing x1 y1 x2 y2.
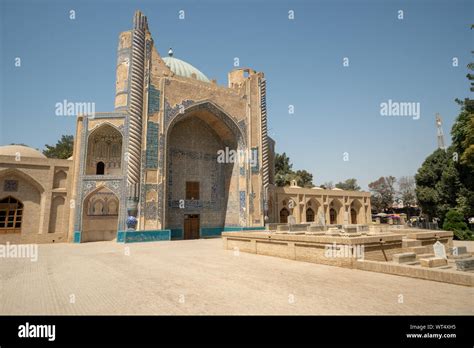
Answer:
451 105 474 169
274 153 314 187
415 50 474 222
415 149 449 219
294 169 313 188
442 209 472 240
275 152 292 174
43 135 74 159
335 178 361 191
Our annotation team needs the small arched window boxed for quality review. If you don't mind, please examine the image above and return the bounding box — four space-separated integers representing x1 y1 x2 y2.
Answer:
96 161 105 175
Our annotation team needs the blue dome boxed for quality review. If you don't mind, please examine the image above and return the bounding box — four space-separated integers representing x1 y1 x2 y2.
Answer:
162 56 210 83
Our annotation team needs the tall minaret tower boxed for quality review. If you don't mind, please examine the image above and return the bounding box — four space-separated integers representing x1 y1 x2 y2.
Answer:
436 113 446 151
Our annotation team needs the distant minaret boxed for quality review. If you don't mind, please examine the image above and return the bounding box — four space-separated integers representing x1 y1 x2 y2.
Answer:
436 113 446 151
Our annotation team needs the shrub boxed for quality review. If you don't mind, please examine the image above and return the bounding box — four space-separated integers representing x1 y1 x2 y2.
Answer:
443 209 472 240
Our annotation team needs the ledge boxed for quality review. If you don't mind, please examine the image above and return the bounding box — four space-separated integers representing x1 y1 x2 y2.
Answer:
116 229 171 243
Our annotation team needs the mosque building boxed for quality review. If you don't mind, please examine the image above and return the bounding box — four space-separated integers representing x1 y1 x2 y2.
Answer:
0 11 371 244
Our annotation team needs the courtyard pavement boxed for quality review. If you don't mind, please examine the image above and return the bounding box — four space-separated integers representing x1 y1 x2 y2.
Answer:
0 238 472 315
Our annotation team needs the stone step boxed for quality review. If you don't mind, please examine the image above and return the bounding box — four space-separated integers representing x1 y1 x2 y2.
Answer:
276 225 289 231
416 253 435 259
308 225 327 232
393 252 417 264
420 257 448 268
402 239 422 248
305 231 326 236
288 224 310 232
409 246 433 254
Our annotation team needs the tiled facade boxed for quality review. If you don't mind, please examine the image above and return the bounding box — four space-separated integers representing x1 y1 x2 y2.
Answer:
0 11 371 244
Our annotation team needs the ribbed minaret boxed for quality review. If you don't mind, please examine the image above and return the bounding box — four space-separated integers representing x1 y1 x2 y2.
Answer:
128 11 147 186
260 78 270 220
126 11 147 227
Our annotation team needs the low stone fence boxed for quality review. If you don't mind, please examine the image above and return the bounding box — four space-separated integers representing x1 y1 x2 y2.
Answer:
222 228 470 286
222 231 407 268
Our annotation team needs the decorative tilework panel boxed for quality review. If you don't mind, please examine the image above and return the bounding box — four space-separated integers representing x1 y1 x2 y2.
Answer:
251 147 259 173
147 85 160 115
146 122 159 169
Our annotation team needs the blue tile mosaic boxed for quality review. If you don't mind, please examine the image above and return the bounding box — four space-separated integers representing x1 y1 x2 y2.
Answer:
146 122 159 169
116 229 171 243
147 85 160 115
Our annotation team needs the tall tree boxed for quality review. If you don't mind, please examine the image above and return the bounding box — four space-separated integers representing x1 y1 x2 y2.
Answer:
397 176 416 209
415 48 474 224
335 178 361 191
275 152 292 174
43 135 74 159
294 169 314 188
274 153 314 187
415 149 448 219
368 176 396 213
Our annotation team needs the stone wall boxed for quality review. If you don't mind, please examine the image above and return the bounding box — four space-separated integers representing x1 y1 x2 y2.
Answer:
0 156 73 244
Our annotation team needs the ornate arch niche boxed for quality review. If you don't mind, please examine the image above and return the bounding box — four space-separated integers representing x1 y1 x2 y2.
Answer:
350 198 363 224
81 186 119 242
164 101 246 232
329 198 343 224
53 170 67 189
305 198 321 223
86 124 123 175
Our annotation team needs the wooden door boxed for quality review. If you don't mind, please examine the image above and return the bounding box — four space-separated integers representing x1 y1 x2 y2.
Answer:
184 214 200 239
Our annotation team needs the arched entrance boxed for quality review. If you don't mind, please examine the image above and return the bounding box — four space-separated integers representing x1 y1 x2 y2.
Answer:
351 209 357 224
306 208 315 222
305 198 321 223
329 198 343 225
81 187 119 242
0 196 23 234
280 208 289 223
350 199 363 224
86 124 122 175
329 208 337 224
165 102 245 238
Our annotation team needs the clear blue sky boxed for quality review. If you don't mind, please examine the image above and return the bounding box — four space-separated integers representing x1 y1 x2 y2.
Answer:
0 0 472 189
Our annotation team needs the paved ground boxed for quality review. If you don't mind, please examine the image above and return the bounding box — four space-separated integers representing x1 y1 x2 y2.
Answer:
0 238 472 315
